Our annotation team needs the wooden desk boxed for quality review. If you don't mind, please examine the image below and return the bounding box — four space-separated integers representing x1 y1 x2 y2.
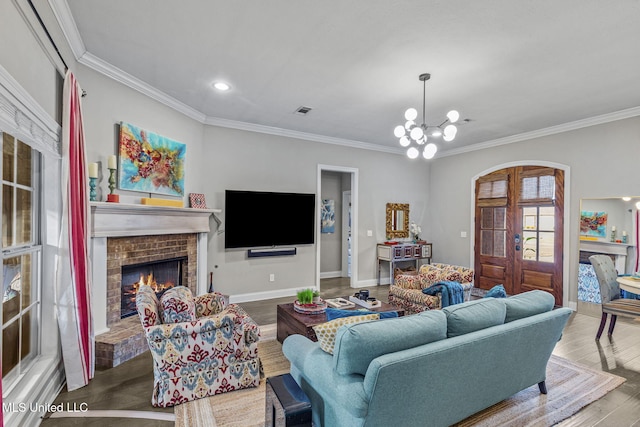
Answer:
616 277 640 294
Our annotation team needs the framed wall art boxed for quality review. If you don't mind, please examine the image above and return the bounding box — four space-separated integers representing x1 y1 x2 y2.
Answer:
189 193 207 209
118 122 186 196
321 199 335 233
580 211 607 237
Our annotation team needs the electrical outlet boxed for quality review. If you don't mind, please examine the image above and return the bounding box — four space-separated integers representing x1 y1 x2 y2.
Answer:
269 274 275 282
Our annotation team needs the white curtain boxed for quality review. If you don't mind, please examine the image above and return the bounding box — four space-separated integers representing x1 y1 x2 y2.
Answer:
55 70 94 390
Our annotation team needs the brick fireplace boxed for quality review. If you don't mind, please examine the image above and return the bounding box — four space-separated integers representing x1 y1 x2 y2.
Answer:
90 202 218 367
106 234 197 327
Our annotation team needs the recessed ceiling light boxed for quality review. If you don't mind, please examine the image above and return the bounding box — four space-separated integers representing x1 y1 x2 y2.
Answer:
213 82 230 91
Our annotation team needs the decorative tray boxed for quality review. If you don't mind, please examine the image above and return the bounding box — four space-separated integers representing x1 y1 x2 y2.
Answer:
348 296 382 309
293 299 328 315
326 297 356 309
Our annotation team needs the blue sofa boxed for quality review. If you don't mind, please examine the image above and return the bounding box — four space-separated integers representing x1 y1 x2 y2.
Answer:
282 290 572 427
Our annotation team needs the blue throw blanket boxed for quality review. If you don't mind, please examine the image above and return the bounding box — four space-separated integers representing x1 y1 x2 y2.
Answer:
422 280 465 307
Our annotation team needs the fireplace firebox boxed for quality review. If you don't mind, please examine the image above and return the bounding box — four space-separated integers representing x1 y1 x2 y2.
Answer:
120 257 187 319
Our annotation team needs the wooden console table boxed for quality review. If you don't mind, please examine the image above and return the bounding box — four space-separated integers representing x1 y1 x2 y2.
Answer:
377 242 432 285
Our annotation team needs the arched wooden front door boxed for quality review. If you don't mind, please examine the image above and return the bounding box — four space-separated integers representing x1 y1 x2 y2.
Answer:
474 166 564 305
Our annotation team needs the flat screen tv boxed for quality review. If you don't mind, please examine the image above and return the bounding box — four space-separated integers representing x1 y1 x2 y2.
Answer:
225 190 316 249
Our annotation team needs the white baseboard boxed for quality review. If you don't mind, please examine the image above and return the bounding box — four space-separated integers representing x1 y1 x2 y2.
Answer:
229 287 306 304
353 278 387 288
320 271 342 279
228 279 389 303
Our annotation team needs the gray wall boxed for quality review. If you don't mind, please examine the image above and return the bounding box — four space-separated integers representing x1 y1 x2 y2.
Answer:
428 116 640 305
0 1 60 119
74 65 206 202
201 125 431 299
74 64 431 300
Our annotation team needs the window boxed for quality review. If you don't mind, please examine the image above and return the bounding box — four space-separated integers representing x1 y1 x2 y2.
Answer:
522 206 555 263
2 132 41 386
480 207 506 258
477 172 508 258
518 168 556 205
477 173 508 207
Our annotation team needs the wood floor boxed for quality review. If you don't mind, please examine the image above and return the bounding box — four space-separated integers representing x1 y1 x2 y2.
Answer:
41 278 640 426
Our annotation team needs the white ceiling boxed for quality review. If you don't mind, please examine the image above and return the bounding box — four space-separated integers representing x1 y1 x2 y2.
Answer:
56 0 640 157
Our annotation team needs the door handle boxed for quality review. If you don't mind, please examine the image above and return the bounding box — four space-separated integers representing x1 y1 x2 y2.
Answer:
514 233 521 244
515 245 521 251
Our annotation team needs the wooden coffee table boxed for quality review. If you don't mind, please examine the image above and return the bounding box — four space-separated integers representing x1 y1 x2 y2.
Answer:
276 298 404 343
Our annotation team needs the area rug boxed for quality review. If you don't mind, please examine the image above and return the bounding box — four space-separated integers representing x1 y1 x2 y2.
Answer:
452 355 625 426
175 324 624 427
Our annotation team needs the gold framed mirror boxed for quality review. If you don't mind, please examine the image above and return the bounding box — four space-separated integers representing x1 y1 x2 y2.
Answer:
386 203 410 239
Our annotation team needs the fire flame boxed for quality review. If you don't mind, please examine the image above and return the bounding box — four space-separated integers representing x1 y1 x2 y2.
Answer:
133 273 174 293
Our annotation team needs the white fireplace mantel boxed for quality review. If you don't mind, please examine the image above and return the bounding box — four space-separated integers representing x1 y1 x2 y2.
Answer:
90 202 221 237
579 239 634 273
90 202 221 335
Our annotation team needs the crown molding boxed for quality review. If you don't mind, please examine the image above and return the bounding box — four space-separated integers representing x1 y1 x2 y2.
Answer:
75 49 403 154
204 116 404 155
50 1 640 159
48 0 86 60
69 46 640 159
78 52 207 123
439 106 640 158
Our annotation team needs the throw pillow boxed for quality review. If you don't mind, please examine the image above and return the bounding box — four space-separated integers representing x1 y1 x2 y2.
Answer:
313 314 380 354
159 286 197 324
484 284 507 298
325 307 398 321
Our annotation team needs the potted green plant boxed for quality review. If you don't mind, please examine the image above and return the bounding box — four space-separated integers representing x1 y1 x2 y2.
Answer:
296 288 315 305
313 290 321 303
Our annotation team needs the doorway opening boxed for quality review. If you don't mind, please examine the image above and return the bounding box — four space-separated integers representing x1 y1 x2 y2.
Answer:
317 165 358 290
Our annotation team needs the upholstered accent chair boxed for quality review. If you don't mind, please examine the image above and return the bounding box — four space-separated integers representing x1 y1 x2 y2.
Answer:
389 263 474 314
589 254 640 340
135 285 260 407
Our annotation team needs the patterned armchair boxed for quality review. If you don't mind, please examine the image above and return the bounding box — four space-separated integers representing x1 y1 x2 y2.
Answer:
136 285 260 407
389 263 474 314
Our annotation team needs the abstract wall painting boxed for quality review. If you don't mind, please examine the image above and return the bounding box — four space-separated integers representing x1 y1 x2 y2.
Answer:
321 199 335 233
580 211 607 237
118 122 186 196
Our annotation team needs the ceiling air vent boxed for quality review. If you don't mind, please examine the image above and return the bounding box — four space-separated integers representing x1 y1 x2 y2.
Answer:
294 106 313 115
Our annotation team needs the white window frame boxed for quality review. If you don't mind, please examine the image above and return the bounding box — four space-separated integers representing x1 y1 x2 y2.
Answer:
1 132 43 392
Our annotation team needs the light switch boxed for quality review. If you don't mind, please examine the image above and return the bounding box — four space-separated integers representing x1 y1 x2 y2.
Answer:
367 230 373 237
460 231 467 238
